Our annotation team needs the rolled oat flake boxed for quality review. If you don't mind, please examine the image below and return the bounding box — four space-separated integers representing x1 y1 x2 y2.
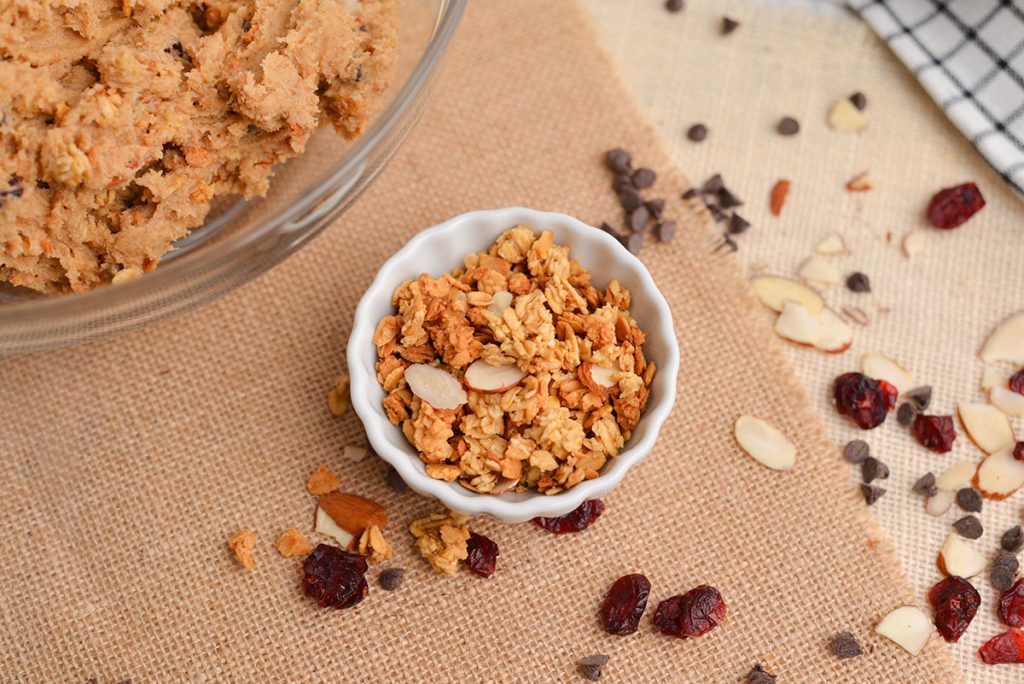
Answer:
956 487 982 513
843 439 870 464
578 654 610 682
1002 525 1024 553
896 402 916 427
953 515 983 540
829 631 863 659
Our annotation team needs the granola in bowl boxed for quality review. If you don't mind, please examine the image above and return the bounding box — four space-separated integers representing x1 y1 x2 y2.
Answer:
372 226 656 495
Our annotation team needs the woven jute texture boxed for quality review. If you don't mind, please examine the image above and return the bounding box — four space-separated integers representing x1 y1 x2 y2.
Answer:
0 1 960 682
586 1 1024 682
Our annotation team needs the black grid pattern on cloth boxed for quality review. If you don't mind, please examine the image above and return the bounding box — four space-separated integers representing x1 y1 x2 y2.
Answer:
850 0 1024 194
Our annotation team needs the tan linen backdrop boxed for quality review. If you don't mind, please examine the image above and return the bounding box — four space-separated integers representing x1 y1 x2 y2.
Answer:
0 1 959 682
584 1 1024 682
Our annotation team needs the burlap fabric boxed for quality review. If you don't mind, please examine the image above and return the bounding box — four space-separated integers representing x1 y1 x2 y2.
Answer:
586 1 1024 682
1 1 960 682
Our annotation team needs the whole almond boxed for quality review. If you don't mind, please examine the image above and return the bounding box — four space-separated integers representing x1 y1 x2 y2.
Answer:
318 491 388 537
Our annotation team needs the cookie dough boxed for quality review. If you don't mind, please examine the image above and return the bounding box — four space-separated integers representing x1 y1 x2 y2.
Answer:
0 0 398 293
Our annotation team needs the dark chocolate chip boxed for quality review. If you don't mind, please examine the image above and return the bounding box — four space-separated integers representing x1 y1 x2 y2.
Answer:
707 204 727 222
630 205 651 232
860 483 886 505
655 220 677 243
953 515 983 540
378 567 406 591
578 654 610 682
843 439 870 464
385 467 408 494
626 231 644 255
861 457 889 483
665 0 684 12
611 175 634 195
721 16 740 34
850 92 867 111
687 123 708 142
912 472 937 497
702 173 725 194
896 402 916 427
956 488 982 513
681 187 699 200
993 565 1016 592
1002 525 1024 553
605 148 632 175
829 632 863 659
714 234 738 253
745 664 776 684
632 167 657 189
905 386 932 411
846 272 871 293
776 116 800 136
618 188 641 213
644 198 665 219
718 188 743 210
728 213 751 235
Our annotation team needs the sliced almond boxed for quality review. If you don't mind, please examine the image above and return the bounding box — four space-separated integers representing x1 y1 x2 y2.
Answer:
343 445 368 462
982 367 1004 391
828 97 868 133
491 476 520 495
464 359 527 393
875 606 932 656
751 275 825 315
315 505 355 549
845 171 873 192
992 385 1024 417
901 230 926 259
775 301 852 353
936 461 977 491
815 233 849 256
959 402 1015 454
734 415 796 471
579 360 618 397
937 532 987 578
488 290 513 316
975 447 1024 499
861 353 915 395
317 491 387 540
980 310 1024 364
815 308 854 353
925 489 955 517
797 255 843 288
404 363 467 410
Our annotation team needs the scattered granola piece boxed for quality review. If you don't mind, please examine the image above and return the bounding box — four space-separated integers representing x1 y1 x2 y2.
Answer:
409 511 471 575
227 529 257 570
378 567 406 591
357 525 393 564
306 465 341 496
829 631 863 659
276 528 313 557
327 374 351 416
769 179 790 216
578 654 610 682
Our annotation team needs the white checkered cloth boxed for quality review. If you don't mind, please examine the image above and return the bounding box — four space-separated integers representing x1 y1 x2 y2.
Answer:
851 0 1024 194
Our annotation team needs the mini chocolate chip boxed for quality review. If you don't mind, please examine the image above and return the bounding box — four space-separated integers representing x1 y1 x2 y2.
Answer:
1002 525 1024 552
578 654 610 682
897 402 916 427
707 204 727 222
776 116 800 136
618 188 641 212
632 167 656 189
956 488 982 513
905 386 932 411
630 205 651 232
860 483 885 505
850 92 867 111
846 272 871 293
714 234 738 253
912 472 937 497
687 123 708 142
378 567 406 590
993 565 1016 591
721 16 740 34
665 0 684 12
681 187 699 200
953 515 983 540
385 467 408 494
843 439 870 464
605 148 632 175
745 664 776 684
718 188 743 209
995 550 1020 572
655 220 677 243
626 231 644 255
611 175 634 194
829 632 862 659
861 457 889 483
702 173 725 194
728 213 751 235
644 198 666 218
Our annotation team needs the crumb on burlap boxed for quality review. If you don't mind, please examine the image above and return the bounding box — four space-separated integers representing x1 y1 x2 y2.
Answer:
306 464 341 495
357 525 393 564
227 529 257 570
275 528 313 558
328 374 351 416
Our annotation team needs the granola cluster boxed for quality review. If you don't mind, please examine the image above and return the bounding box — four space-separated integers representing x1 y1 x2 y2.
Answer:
373 227 656 495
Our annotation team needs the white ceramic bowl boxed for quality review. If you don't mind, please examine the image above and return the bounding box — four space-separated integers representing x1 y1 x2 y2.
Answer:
347 208 679 522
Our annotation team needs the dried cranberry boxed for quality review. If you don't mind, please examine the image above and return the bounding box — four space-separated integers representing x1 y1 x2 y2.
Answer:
833 372 887 429
927 182 985 229
877 379 898 412
653 585 726 638
1014 442 1024 462
465 532 499 578
912 414 957 453
601 574 651 636
928 576 980 642
999 579 1024 628
1010 369 1024 395
532 499 605 534
302 544 369 609
979 629 1024 665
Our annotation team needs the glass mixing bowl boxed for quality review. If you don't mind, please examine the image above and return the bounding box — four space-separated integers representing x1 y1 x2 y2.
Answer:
0 0 466 354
